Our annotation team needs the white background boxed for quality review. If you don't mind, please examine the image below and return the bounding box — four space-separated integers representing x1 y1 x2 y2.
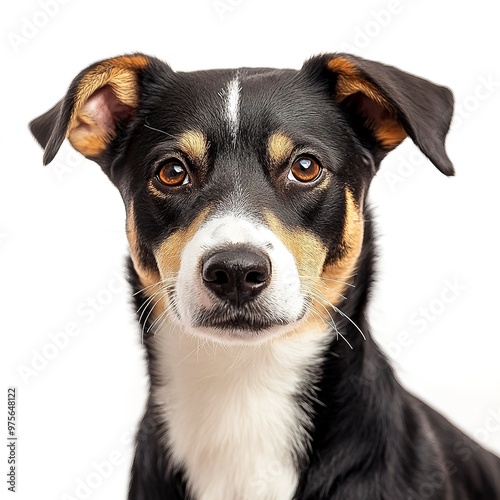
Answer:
2 0 500 499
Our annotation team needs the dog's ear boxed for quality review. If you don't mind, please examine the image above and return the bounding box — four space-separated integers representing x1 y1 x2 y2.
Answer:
303 53 454 175
29 54 156 166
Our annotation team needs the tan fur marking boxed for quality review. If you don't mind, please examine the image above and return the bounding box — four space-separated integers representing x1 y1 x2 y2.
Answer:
67 55 149 157
127 201 161 291
336 74 387 107
267 132 294 167
127 202 166 324
68 111 108 157
154 209 210 278
73 55 148 116
178 130 208 164
328 58 386 106
327 57 360 76
264 212 327 285
147 180 168 199
262 214 329 340
320 188 364 307
328 57 407 150
373 119 407 149
282 188 364 337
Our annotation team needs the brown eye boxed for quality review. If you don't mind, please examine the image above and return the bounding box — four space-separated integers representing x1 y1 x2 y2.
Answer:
289 156 322 183
156 160 189 186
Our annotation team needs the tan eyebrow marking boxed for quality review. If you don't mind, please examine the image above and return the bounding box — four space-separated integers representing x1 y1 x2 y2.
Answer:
267 132 295 167
178 130 208 163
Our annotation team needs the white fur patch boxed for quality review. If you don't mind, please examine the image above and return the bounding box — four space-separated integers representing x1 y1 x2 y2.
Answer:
221 75 241 142
154 325 329 500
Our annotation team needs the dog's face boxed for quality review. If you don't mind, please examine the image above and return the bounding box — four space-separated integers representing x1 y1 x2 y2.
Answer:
30 53 453 344
124 61 370 343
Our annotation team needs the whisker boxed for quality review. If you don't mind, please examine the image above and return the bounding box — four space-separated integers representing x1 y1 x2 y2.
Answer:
307 292 353 349
151 288 181 334
332 305 366 341
137 283 175 324
197 338 211 362
303 283 366 346
175 338 209 367
216 346 249 379
305 303 352 351
218 341 232 357
305 317 338 353
134 282 160 297
141 288 173 341
137 286 168 316
133 277 177 297
144 117 177 138
301 287 342 339
147 298 176 334
299 273 356 288
157 291 184 337
149 304 177 339
301 277 347 301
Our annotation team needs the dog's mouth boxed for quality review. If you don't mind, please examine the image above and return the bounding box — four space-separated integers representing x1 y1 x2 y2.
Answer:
192 302 307 334
166 281 310 344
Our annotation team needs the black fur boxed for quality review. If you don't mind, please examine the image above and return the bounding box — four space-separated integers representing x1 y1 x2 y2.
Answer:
30 53 500 499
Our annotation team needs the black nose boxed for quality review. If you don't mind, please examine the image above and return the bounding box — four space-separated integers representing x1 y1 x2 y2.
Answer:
201 246 271 306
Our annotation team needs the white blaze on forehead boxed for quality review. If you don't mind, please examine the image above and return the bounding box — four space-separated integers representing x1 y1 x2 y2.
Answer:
221 74 241 142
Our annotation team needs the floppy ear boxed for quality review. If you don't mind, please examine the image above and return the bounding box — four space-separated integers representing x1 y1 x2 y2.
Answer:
303 53 454 175
29 54 154 165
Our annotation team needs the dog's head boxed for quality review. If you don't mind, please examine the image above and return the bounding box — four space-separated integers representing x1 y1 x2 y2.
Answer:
30 53 453 344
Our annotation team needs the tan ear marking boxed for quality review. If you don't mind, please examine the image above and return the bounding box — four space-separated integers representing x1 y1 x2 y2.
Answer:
328 57 407 150
328 58 387 106
326 57 359 76
373 119 408 149
72 55 149 116
68 99 109 157
67 55 149 157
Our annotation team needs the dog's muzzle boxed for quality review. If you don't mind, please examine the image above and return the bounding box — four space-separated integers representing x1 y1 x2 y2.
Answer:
172 213 307 343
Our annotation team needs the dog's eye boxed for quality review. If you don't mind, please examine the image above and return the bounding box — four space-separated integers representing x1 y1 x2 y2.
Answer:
288 156 322 183
156 160 189 186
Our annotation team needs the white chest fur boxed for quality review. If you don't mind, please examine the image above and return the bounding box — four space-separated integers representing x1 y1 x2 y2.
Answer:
153 326 328 500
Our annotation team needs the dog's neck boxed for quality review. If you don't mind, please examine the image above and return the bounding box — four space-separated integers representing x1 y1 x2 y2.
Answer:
152 323 330 499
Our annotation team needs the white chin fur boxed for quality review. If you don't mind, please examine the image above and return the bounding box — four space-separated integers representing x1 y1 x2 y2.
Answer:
182 318 304 346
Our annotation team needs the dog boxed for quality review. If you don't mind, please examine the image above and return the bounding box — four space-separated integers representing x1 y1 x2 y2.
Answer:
30 52 500 499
